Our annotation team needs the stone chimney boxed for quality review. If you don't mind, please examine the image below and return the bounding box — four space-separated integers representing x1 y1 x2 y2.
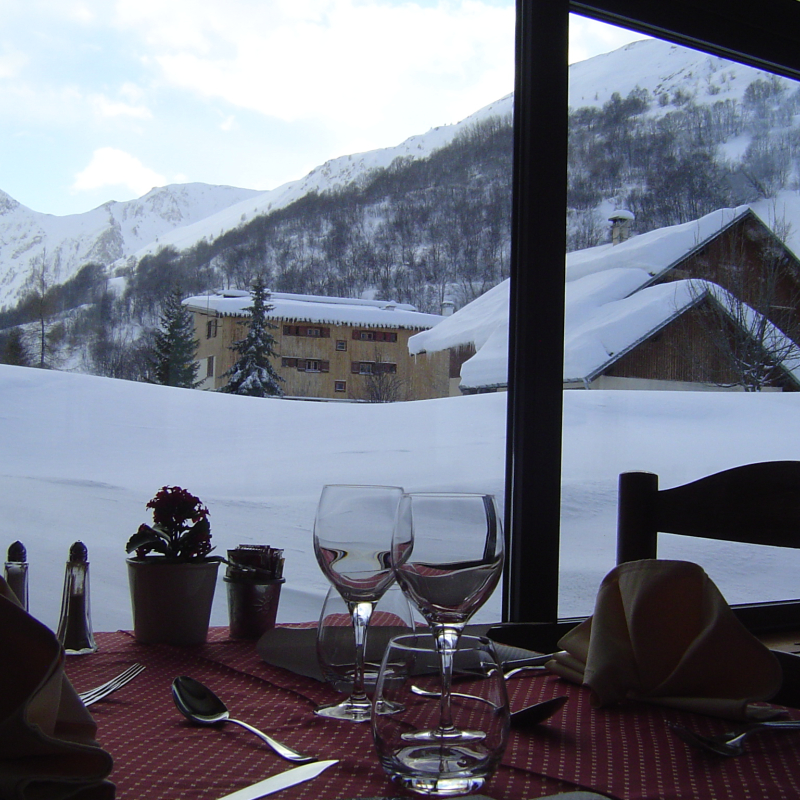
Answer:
441 300 455 317
609 209 635 245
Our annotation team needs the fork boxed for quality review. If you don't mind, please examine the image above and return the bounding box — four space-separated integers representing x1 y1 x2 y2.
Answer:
669 719 800 756
78 663 146 706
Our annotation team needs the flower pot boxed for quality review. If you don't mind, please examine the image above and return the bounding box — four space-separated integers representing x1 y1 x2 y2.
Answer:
127 558 219 645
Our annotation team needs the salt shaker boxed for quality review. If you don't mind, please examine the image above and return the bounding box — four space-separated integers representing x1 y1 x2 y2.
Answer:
56 541 98 654
4 541 29 611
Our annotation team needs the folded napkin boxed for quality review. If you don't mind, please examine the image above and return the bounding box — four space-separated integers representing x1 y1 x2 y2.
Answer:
0 577 114 799
548 560 783 720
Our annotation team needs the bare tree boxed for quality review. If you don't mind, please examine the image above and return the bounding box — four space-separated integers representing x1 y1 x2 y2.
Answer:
22 249 61 368
352 348 410 402
687 216 800 391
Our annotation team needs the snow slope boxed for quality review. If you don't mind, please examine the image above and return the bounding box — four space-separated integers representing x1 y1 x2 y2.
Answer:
1 365 799 636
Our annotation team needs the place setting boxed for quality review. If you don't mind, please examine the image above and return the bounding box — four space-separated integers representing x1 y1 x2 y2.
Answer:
164 483 573 799
8 482 800 800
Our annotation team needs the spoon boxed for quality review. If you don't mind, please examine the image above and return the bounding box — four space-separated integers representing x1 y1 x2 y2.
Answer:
171 676 315 763
669 719 800 757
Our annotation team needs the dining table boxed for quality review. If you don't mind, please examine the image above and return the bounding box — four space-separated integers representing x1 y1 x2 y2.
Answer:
64 626 800 800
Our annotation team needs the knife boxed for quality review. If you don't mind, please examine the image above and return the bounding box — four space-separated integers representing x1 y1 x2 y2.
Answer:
216 759 339 800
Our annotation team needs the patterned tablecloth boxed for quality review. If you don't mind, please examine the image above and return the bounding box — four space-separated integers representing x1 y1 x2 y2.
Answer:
64 629 800 800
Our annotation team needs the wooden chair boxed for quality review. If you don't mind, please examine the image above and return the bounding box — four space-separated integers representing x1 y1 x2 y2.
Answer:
617 461 800 565
616 461 800 706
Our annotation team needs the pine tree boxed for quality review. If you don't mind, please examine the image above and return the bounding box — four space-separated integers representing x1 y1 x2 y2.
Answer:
220 277 284 397
1 328 30 367
152 288 201 388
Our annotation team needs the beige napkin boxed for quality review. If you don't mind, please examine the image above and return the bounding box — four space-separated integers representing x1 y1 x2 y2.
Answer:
548 560 783 720
0 577 114 799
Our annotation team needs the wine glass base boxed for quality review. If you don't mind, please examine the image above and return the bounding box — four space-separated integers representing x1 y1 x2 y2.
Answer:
314 698 372 722
315 697 404 722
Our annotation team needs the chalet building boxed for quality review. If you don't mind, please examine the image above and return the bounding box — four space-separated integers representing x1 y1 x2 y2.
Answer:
410 206 800 393
183 290 449 401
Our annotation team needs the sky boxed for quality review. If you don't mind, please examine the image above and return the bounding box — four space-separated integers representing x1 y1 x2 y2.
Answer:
0 1 647 217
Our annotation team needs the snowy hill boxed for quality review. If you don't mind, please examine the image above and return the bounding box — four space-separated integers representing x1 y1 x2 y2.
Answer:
2 364 800 633
567 38 787 110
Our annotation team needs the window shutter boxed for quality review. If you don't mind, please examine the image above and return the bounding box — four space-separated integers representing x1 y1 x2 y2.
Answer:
320 360 330 373
322 327 330 338
352 330 360 340
297 359 307 371
375 331 385 342
351 362 359 374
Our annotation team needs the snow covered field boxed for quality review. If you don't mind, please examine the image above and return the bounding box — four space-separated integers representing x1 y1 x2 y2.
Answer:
2 364 799 635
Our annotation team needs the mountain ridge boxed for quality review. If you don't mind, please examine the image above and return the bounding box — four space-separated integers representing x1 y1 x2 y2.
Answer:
0 36 797 313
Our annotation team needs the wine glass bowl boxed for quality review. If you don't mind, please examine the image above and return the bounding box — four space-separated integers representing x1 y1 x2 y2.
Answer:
392 492 503 628
313 484 404 722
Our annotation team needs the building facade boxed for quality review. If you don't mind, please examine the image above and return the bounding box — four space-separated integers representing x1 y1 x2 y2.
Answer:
184 290 449 401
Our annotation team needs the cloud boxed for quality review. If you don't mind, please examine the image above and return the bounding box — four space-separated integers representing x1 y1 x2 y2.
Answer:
89 93 152 119
114 0 515 141
72 147 166 195
0 48 29 80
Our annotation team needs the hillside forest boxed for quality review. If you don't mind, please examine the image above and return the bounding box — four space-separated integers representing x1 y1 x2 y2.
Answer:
2 73 800 383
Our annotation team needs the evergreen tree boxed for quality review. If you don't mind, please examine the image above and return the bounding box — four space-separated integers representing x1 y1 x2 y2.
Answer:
1 328 30 366
152 288 200 388
220 277 284 397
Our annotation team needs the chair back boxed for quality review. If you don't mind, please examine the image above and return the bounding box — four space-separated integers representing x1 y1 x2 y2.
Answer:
616 461 800 565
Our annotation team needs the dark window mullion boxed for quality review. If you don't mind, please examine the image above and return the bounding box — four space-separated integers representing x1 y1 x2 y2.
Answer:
504 0 569 624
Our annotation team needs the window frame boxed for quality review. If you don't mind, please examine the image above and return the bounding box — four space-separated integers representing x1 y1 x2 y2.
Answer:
505 0 800 634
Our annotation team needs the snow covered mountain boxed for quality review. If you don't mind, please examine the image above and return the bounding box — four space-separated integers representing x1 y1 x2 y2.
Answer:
0 36 793 311
0 183 260 309
568 37 779 110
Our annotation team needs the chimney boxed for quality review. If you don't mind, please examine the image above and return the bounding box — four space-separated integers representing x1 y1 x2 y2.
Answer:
441 300 455 317
609 209 635 245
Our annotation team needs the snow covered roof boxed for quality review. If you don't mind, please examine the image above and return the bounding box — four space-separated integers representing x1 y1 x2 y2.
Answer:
184 290 443 330
408 206 800 389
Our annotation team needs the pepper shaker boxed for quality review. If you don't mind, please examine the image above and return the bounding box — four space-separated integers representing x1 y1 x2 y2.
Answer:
4 541 29 611
56 541 98 654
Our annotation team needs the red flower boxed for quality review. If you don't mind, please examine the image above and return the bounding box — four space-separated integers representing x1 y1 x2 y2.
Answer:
127 486 213 561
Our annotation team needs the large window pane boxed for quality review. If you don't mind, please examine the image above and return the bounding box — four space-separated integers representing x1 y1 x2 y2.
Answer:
0 2 515 632
559 18 800 617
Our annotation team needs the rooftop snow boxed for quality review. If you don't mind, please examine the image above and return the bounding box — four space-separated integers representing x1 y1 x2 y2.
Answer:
409 206 795 389
184 291 442 330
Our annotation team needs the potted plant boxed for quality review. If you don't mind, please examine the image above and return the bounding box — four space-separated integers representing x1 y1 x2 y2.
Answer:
126 486 221 645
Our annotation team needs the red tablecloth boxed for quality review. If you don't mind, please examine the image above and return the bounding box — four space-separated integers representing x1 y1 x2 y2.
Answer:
65 629 800 800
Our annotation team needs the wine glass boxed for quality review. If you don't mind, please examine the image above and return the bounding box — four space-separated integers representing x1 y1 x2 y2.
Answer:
313 484 404 722
391 492 503 742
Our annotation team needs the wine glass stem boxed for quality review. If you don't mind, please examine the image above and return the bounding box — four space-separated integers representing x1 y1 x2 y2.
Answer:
348 600 374 703
434 625 461 734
